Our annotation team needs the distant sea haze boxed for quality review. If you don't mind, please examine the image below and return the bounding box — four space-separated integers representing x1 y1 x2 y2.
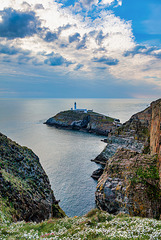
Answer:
0 98 152 216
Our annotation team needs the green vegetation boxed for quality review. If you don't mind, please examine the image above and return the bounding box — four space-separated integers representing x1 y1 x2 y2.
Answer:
1 169 30 192
54 110 115 123
0 197 17 224
131 155 159 184
130 155 161 200
1 209 161 239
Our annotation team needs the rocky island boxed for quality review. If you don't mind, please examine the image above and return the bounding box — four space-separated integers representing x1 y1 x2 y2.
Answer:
94 98 161 219
45 102 121 136
0 132 65 223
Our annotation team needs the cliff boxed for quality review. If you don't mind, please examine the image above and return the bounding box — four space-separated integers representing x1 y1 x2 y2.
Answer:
45 110 120 136
0 132 65 223
92 136 144 165
95 149 160 219
150 99 161 180
114 104 151 141
95 98 161 219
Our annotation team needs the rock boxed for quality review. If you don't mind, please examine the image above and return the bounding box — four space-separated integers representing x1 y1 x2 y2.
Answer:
95 99 161 219
91 168 104 180
92 136 144 165
149 99 161 181
0 132 65 222
95 149 161 219
44 110 120 136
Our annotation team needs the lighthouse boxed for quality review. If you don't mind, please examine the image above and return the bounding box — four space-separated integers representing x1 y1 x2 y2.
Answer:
74 102 77 110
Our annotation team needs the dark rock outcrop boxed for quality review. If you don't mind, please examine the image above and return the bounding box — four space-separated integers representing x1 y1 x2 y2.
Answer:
0 132 65 222
45 110 120 136
91 168 104 180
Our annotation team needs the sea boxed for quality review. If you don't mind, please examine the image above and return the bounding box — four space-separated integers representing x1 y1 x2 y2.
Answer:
0 98 154 217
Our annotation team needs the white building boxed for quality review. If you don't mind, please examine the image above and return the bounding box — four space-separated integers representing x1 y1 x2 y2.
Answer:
71 102 91 113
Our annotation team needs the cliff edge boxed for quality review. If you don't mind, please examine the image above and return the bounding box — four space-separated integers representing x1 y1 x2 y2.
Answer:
0 132 65 223
95 98 161 219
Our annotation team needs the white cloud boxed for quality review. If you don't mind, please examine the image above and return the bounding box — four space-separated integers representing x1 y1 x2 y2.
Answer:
100 0 114 5
100 0 122 7
0 0 161 90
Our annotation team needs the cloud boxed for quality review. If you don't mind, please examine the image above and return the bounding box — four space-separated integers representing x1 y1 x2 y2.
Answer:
44 24 72 42
74 63 84 70
92 56 119 65
95 30 108 45
0 44 19 55
0 8 41 39
95 66 107 70
44 31 58 42
76 34 87 49
89 30 97 37
2 56 12 62
100 0 114 5
77 0 122 9
21 1 31 9
80 0 98 8
57 24 72 35
124 45 161 59
18 55 32 64
59 43 68 48
0 0 160 93
44 53 73 67
0 43 31 57
69 33 81 43
32 59 43 66
34 4 44 10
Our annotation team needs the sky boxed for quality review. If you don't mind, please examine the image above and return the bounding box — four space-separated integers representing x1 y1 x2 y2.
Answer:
0 0 161 98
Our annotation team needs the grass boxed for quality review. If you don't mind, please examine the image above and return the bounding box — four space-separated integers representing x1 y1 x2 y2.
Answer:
0 209 161 239
1 169 30 192
54 110 115 123
0 197 17 224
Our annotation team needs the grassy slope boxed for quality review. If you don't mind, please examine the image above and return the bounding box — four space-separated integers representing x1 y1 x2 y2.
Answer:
1 209 161 239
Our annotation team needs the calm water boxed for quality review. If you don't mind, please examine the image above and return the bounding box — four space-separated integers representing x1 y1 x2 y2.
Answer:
0 98 153 217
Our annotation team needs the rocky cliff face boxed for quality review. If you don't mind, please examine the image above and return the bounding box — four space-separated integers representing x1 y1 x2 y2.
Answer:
95 149 160 219
150 99 161 180
95 98 161 219
92 136 144 165
45 110 119 136
0 132 65 222
115 104 151 141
